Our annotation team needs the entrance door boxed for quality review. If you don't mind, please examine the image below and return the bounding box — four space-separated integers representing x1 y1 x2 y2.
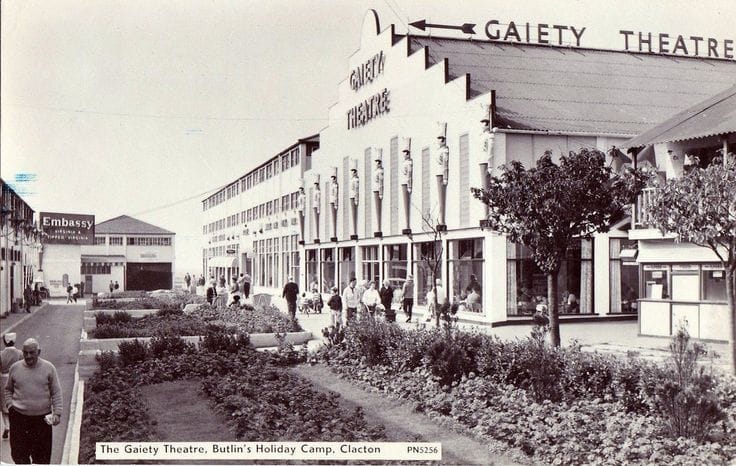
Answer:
85 275 93 295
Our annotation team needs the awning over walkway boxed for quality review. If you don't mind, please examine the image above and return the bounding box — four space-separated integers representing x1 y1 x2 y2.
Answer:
208 256 238 268
623 84 736 148
81 255 126 266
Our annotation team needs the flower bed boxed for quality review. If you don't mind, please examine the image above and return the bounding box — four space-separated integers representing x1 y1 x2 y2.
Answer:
317 319 736 465
91 291 206 310
89 303 301 338
79 329 383 463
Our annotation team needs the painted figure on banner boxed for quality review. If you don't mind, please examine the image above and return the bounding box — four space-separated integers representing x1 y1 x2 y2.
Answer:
297 182 306 242
312 174 321 240
400 137 413 232
372 148 384 234
329 167 339 240
349 159 359 238
436 122 449 226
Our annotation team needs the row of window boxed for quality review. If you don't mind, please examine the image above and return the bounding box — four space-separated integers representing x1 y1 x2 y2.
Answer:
95 236 169 246
81 264 111 275
642 264 727 302
204 191 301 235
203 148 302 211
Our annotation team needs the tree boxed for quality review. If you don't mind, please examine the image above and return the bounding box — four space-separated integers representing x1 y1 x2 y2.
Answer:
647 155 736 373
472 149 648 346
418 211 450 331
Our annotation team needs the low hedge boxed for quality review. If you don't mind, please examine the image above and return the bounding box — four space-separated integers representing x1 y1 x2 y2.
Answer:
90 303 300 339
80 329 381 464
317 318 736 465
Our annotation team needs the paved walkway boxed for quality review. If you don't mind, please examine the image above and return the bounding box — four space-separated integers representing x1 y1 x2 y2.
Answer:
1 301 84 464
269 295 731 372
293 364 522 465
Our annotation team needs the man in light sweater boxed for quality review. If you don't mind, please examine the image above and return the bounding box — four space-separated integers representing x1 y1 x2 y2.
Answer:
342 278 359 324
4 338 62 464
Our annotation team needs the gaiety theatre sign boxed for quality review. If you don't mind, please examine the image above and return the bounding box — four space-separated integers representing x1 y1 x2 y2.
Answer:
484 19 734 60
347 51 390 130
40 212 95 245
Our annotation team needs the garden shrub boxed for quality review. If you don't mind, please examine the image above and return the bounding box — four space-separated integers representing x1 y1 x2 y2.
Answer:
200 325 250 353
95 350 119 372
424 334 477 388
653 329 725 441
560 349 616 401
385 326 439 372
149 331 195 359
117 339 148 367
94 310 132 326
157 302 184 317
343 316 402 366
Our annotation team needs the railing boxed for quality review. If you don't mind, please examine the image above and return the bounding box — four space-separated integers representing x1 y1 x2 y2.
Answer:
633 187 658 229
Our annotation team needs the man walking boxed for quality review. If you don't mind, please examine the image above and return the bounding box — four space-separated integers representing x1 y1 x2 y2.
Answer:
4 338 63 464
242 272 252 299
109 280 114 294
282 276 299 321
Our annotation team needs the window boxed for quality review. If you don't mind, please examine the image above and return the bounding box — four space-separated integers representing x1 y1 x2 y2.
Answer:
338 247 356 292
290 148 299 167
383 244 407 283
671 265 699 301
507 239 591 315
610 239 639 313
643 265 669 299
80 263 111 275
702 265 727 301
449 238 483 313
109 237 123 246
361 245 380 285
321 248 336 293
94 236 106 245
126 237 172 246
414 241 442 305
306 249 319 290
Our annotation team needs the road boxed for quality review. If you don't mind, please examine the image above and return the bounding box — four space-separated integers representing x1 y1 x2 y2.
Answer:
1 300 83 464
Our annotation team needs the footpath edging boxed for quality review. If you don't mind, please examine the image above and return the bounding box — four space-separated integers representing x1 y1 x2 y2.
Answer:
61 362 83 465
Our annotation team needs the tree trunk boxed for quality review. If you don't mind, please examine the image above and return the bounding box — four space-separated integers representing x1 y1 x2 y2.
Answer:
548 272 561 347
726 268 736 375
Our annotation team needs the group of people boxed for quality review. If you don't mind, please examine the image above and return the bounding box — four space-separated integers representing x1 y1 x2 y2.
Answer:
1 333 63 464
282 275 423 327
107 280 120 294
204 273 252 309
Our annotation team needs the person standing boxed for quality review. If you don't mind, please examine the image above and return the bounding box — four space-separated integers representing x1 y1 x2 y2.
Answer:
341 278 359 324
114 281 120 291
361 281 380 318
205 283 216 305
327 287 343 328
402 274 415 322
282 276 299 321
109 281 114 294
355 279 367 319
242 272 252 300
184 273 191 292
228 277 240 306
23 285 32 313
71 284 79 303
215 280 227 308
65 285 73 304
1 333 23 439
4 338 63 464
236 273 246 300
379 280 394 322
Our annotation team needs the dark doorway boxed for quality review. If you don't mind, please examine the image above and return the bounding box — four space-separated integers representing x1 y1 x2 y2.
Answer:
85 275 93 295
126 262 172 291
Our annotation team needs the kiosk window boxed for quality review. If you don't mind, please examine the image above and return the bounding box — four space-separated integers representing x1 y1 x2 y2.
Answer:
643 267 669 299
703 269 727 301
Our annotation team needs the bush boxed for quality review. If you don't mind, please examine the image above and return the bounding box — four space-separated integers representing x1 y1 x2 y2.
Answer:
653 329 726 441
343 316 403 366
200 325 250 353
117 339 148 367
424 332 483 388
149 331 195 359
95 350 119 372
157 303 184 317
95 310 132 325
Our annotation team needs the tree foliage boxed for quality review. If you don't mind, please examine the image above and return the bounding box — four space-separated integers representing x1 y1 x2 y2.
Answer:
472 148 648 345
647 156 736 373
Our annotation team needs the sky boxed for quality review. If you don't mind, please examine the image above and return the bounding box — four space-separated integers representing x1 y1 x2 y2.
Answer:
2 0 734 275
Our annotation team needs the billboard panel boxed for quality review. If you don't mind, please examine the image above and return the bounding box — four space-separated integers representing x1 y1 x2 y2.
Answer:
40 212 95 245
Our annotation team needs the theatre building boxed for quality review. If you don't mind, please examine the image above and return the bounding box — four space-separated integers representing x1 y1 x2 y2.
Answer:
296 11 736 326
41 213 175 295
201 135 319 290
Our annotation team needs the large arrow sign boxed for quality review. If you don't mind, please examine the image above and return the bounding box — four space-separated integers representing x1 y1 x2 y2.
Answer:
409 19 476 35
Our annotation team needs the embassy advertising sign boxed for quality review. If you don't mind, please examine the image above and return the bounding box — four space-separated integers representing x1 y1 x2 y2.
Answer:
40 212 95 245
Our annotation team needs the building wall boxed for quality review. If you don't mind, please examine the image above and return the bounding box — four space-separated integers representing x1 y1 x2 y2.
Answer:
43 244 81 297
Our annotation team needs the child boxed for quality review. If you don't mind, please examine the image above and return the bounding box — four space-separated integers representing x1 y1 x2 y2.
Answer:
326 286 342 328
229 294 241 310
299 292 311 315
311 286 323 314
